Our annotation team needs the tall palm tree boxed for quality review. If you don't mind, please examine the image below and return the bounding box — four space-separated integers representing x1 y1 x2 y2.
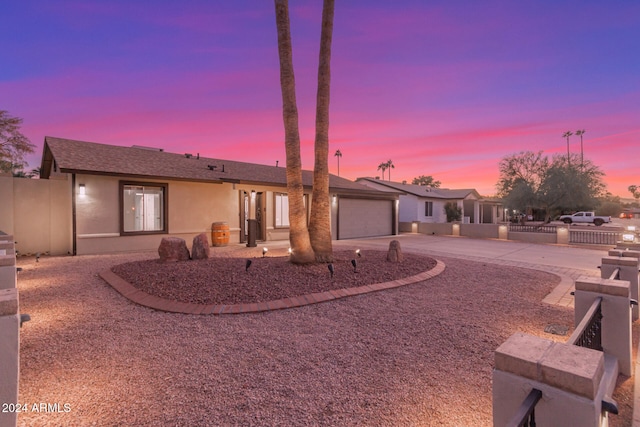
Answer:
274 0 315 264
308 0 335 262
377 162 387 180
385 159 395 181
334 149 342 176
575 129 585 169
562 131 573 167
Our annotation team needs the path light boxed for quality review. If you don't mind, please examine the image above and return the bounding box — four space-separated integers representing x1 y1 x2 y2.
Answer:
351 259 357 272
355 249 361 258
245 259 252 272
623 226 637 242
288 247 292 255
328 263 334 279
262 247 268 257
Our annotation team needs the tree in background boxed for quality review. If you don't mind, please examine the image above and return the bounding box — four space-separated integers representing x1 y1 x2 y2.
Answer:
629 185 640 200
385 159 394 181
496 151 606 221
308 0 335 262
444 202 462 222
0 110 36 175
334 149 342 176
274 0 315 263
411 175 441 187
377 162 387 180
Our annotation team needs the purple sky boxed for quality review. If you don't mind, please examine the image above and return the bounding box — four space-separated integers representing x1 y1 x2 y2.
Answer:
2 1 639 197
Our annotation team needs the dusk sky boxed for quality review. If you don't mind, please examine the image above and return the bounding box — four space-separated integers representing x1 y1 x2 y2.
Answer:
2 1 639 197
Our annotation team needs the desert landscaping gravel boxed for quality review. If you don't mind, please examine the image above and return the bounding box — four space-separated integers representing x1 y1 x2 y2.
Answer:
111 250 438 305
15 247 635 426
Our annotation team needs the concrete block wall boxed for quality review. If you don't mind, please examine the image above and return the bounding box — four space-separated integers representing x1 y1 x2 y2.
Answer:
494 259 633 425
0 236 18 427
493 333 610 427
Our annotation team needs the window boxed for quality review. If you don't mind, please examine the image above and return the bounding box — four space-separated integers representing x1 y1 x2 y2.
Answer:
274 193 309 228
121 182 167 234
425 201 433 217
275 193 290 228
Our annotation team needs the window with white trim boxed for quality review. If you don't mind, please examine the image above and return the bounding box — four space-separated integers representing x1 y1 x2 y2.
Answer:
275 193 290 228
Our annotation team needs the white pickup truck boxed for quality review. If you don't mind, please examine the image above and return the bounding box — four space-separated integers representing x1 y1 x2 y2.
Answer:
559 211 611 226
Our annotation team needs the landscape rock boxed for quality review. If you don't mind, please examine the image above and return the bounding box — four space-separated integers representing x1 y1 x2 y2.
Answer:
387 240 403 263
158 237 190 262
191 233 211 260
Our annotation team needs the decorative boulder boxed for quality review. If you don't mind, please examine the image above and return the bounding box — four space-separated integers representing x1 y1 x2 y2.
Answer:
191 233 211 260
158 237 190 262
387 240 403 263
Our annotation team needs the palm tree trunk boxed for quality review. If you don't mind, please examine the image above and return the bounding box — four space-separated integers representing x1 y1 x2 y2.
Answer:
308 0 335 262
274 0 315 264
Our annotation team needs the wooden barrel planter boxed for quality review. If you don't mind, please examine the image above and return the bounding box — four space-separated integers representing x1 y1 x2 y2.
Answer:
211 222 230 247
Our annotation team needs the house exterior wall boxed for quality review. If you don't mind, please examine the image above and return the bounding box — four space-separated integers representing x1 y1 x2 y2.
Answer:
74 174 306 255
398 194 419 222
4 169 397 256
393 194 450 223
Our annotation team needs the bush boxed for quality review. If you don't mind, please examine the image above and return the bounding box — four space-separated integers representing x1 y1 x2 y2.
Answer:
444 202 462 222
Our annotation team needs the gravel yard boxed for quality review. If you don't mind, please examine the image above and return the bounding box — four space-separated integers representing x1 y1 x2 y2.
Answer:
15 248 634 426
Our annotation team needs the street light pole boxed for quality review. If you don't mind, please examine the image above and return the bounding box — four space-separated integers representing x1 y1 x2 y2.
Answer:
562 131 573 167
575 129 585 169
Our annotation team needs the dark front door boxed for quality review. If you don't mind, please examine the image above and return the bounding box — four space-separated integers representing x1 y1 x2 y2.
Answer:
239 191 264 243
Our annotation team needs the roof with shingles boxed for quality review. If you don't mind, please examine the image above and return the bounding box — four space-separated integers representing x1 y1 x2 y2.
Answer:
356 177 482 200
40 137 392 196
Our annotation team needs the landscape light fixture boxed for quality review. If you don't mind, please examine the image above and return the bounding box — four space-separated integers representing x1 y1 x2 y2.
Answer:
355 249 361 258
351 259 357 272
622 233 635 243
288 247 292 255
79 184 86 196
262 247 268 257
328 263 334 279
245 259 252 271
623 226 637 243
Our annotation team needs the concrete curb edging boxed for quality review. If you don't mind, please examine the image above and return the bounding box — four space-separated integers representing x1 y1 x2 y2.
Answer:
99 260 446 315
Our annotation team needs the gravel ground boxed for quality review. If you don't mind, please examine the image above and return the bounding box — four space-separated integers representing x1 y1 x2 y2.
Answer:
111 250 437 305
15 249 634 426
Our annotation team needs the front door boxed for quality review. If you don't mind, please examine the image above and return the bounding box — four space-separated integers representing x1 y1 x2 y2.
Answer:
239 191 264 243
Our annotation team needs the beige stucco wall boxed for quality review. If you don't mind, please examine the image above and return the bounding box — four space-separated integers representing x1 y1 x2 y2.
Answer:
73 175 308 254
0 175 72 256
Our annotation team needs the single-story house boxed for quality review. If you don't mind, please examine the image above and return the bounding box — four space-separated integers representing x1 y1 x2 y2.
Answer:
355 178 503 224
8 137 399 255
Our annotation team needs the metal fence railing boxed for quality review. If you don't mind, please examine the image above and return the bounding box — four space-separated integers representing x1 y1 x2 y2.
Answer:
569 230 622 245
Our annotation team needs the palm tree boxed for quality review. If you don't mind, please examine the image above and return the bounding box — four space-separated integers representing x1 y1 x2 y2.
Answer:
562 131 573 167
308 0 335 262
575 129 585 169
274 0 315 264
377 162 387 180
334 149 342 176
385 159 395 181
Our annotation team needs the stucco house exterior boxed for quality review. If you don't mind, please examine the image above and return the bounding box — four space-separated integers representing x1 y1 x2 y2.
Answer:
355 178 503 225
1 137 400 256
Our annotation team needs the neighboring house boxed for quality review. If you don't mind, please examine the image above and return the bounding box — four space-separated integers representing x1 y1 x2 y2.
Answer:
7 137 399 255
356 178 503 224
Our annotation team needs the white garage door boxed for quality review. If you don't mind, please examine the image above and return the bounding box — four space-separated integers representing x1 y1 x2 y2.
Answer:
338 198 393 239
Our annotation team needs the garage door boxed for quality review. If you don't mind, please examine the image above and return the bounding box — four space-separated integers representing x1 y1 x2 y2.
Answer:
338 198 393 239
